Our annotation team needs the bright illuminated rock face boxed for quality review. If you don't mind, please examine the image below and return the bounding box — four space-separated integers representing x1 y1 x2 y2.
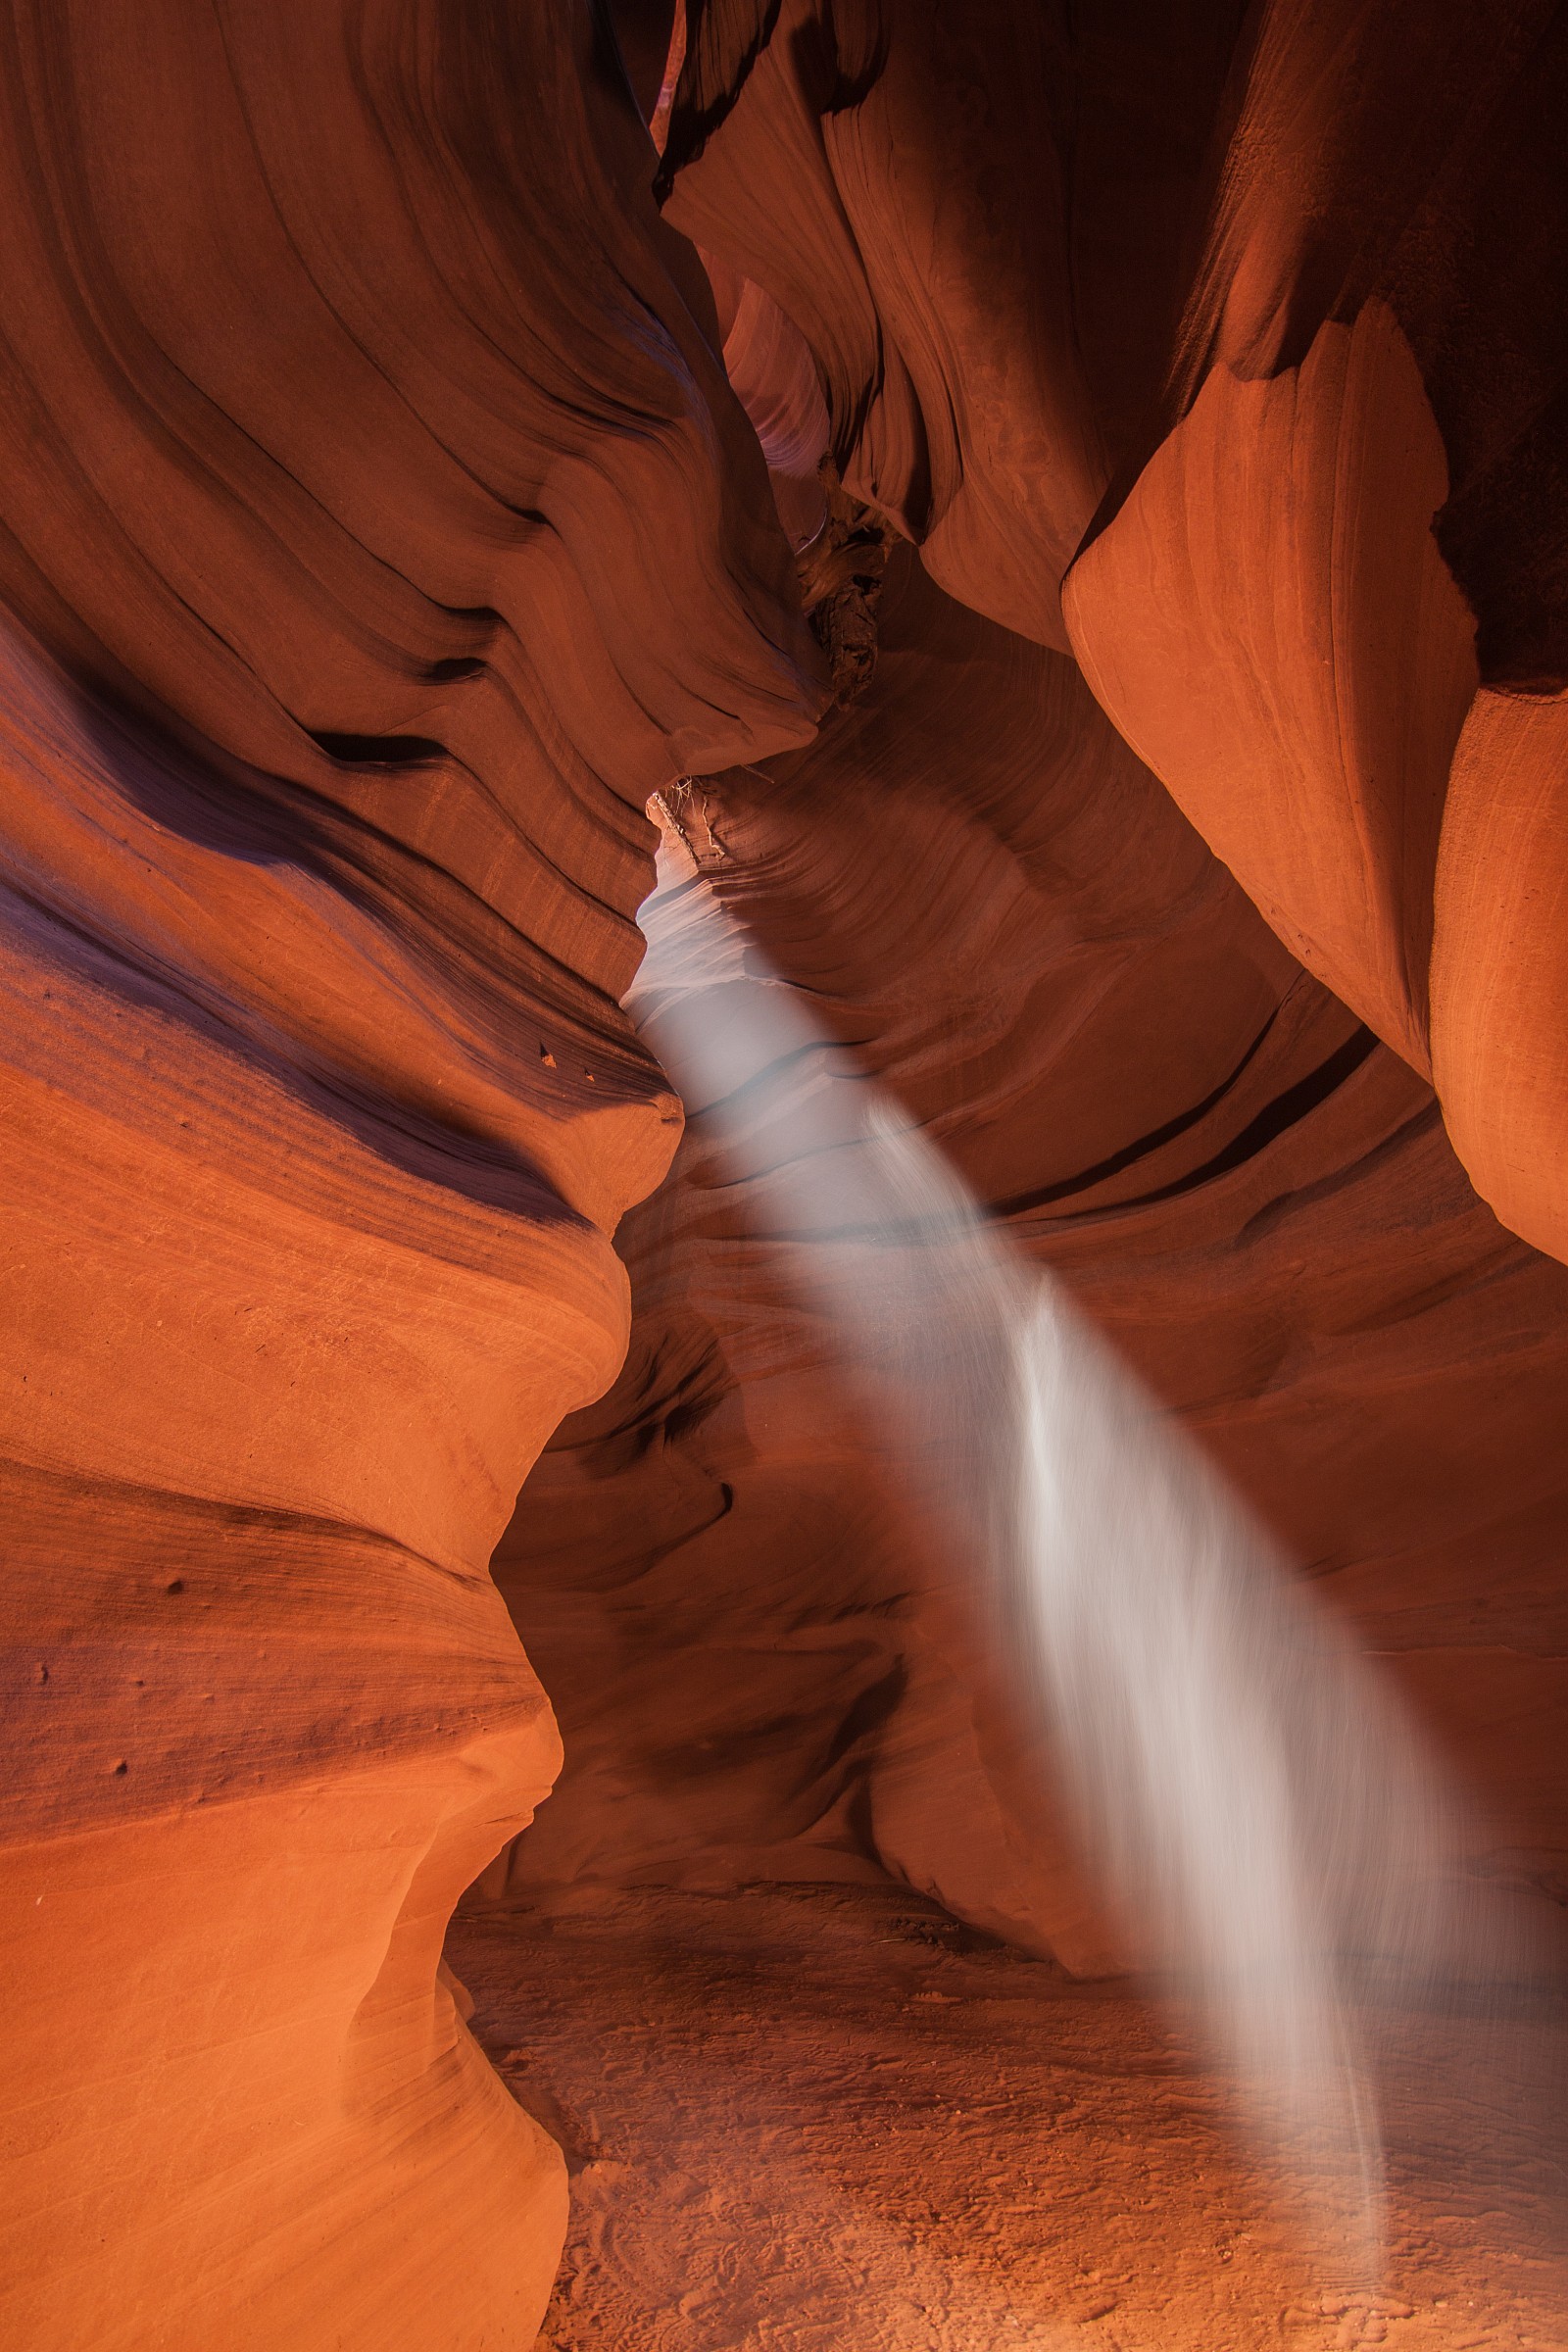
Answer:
1431 687 1568 1266
1066 304 1480 1076
0 5 820 2347
4 0 1568 2344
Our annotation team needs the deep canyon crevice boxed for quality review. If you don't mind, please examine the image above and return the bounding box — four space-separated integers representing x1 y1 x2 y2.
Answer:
1 3 1565 2347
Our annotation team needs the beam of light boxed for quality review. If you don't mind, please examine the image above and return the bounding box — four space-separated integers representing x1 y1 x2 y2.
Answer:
629 794 1538 2285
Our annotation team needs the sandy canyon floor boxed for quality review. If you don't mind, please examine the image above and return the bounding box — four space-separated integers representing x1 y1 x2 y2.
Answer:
448 1884 1566 2352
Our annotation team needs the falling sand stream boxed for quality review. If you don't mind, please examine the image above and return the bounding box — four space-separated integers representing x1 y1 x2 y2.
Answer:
612 791 1554 2294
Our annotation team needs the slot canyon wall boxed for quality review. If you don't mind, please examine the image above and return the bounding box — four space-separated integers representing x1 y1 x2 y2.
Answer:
484 0 1568 1975
486 550 1568 1970
0 4 823 2345
0 2 1565 2348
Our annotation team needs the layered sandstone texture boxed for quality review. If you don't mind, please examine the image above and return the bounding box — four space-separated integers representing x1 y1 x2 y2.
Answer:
489 559 1568 1970
659 0 1568 1234
486 0 1568 1976
0 6 821 2348
2 0 1568 2348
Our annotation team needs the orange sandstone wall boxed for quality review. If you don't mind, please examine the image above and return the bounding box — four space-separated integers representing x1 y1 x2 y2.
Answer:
3 0 1567 2337
489 551 1568 1967
661 0 1568 1260
481 0 1568 1968
0 5 819 2346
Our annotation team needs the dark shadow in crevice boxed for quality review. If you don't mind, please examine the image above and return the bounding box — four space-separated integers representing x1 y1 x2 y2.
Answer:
1111 1023 1381 1211
307 730 449 766
992 991 1361 1220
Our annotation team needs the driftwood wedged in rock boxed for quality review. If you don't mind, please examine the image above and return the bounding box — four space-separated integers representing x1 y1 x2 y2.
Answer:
798 464 898 706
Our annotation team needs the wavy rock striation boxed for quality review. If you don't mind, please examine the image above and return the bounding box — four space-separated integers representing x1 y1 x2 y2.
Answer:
484 0 1568 1970
0 5 819 2347
3 0 1567 2343
661 0 1568 1258
489 547 1568 1967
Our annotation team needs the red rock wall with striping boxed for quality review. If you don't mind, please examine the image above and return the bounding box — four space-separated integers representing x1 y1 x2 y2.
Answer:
0 5 820 2345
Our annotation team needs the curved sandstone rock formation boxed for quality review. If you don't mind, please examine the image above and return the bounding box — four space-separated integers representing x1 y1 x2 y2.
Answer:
3 0 1567 2344
489 548 1568 1970
0 5 819 2346
662 0 1568 1250
1432 687 1568 1264
1064 303 1479 1077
